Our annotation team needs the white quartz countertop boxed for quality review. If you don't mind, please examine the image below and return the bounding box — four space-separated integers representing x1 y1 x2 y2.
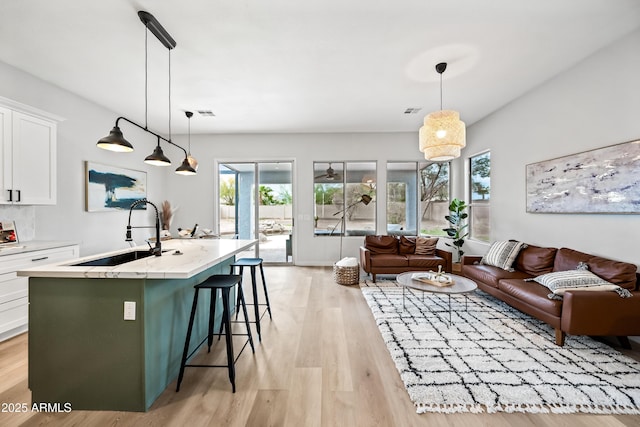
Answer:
17 239 256 279
0 240 78 257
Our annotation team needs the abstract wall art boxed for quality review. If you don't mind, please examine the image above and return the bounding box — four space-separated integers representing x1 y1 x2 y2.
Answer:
85 161 147 212
526 140 640 214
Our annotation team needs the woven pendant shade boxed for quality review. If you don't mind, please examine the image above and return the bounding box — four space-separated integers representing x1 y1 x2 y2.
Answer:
419 109 466 161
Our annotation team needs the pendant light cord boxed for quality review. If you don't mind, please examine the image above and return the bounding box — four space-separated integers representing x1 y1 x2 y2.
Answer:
439 71 443 111
145 28 148 129
168 49 172 141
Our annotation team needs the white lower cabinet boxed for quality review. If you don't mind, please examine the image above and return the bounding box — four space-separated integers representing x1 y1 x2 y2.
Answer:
0 244 78 341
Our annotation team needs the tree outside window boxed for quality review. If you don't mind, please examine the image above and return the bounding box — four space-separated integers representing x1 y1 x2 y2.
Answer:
220 176 235 206
420 162 449 236
469 152 491 241
386 162 449 236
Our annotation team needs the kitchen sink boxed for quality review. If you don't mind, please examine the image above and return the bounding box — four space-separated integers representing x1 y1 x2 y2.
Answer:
71 250 165 267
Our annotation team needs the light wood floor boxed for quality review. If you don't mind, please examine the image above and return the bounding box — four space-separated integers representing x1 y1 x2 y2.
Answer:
1 266 640 426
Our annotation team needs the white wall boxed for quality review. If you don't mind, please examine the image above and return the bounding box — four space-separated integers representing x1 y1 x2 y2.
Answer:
0 61 174 256
458 29 640 268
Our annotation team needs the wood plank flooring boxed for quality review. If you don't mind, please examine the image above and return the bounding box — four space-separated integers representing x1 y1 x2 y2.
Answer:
1 266 639 426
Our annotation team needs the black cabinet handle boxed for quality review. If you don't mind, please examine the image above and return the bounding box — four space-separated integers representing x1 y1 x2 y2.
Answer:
8 189 12 202
31 256 49 262
16 190 21 202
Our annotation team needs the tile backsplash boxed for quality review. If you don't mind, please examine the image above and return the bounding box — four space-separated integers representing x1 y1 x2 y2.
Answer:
0 205 35 241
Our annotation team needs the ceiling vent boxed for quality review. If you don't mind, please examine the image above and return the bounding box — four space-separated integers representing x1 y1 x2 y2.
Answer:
197 110 215 117
404 107 422 114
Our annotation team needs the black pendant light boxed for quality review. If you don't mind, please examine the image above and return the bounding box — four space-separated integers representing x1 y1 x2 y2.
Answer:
96 126 133 152
175 157 196 175
144 137 171 166
96 10 197 176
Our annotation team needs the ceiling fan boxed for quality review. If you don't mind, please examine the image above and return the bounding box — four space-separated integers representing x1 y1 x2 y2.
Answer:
315 163 340 180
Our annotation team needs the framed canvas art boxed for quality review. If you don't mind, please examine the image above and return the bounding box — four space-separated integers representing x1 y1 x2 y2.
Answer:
85 161 147 212
526 139 640 214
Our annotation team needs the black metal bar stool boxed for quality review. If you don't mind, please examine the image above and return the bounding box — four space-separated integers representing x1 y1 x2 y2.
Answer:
229 258 272 341
176 274 254 393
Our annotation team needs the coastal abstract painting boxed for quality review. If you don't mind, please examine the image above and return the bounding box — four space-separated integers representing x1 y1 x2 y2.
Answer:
85 162 147 212
526 140 640 214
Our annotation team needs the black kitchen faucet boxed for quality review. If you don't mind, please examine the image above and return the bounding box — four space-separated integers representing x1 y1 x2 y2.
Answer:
126 199 162 256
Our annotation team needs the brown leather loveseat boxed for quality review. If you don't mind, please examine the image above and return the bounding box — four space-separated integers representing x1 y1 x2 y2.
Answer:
461 243 640 347
359 235 452 282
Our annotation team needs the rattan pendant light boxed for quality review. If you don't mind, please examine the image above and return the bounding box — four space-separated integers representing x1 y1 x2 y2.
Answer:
419 62 466 161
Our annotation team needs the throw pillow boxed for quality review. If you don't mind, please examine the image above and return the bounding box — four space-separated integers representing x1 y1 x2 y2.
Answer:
530 269 620 297
414 237 438 255
398 236 416 254
481 240 527 272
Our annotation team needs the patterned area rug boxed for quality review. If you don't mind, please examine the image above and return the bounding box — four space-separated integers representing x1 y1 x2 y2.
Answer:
362 285 640 414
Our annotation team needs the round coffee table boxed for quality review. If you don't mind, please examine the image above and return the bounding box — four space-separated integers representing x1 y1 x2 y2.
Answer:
396 271 478 324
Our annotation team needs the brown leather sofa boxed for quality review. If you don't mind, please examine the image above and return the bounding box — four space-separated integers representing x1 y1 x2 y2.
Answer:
359 235 452 282
461 244 640 347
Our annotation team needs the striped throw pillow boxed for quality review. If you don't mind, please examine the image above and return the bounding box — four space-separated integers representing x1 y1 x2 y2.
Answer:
481 240 527 272
531 269 619 297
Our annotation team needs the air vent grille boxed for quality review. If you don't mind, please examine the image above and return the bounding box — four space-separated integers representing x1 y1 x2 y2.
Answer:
404 107 422 114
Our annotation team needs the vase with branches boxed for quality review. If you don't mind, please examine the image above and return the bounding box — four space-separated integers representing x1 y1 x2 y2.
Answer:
160 200 178 231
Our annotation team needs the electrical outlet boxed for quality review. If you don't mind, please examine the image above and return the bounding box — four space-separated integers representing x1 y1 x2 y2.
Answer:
124 301 136 321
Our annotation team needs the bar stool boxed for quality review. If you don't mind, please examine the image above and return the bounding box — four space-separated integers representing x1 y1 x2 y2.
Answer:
176 274 254 393
229 258 272 341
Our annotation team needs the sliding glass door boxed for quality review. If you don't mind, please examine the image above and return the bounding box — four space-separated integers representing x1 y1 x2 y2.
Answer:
218 162 293 264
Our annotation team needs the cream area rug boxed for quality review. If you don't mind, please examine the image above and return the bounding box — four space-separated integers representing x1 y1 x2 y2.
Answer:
361 285 640 414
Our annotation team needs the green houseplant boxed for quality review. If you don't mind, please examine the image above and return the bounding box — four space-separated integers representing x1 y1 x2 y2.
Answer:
443 198 469 263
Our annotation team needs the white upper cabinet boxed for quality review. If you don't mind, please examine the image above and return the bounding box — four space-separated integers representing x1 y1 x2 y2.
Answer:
0 106 11 202
0 101 59 205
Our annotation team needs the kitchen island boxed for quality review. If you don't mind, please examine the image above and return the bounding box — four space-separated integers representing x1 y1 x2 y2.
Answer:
18 238 256 412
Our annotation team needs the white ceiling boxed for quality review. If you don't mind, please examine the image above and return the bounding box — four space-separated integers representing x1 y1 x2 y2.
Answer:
1 0 639 135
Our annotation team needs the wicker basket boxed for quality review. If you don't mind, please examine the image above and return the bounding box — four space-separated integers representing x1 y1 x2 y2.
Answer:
333 263 360 285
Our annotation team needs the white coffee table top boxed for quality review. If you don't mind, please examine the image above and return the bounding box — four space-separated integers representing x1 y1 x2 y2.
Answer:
396 271 477 295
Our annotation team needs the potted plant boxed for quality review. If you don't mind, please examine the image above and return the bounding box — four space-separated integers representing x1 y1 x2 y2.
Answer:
443 198 469 266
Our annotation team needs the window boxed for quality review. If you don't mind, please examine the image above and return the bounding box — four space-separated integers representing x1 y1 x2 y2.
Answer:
419 162 450 236
386 161 449 236
314 162 376 236
469 151 490 241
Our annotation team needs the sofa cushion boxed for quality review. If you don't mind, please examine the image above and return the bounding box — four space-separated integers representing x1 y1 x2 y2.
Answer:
497 279 563 318
585 255 637 290
414 237 438 255
514 245 557 276
407 254 445 269
462 264 531 289
553 248 637 290
553 248 592 272
369 254 408 268
364 235 398 254
481 240 527 272
398 236 416 254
